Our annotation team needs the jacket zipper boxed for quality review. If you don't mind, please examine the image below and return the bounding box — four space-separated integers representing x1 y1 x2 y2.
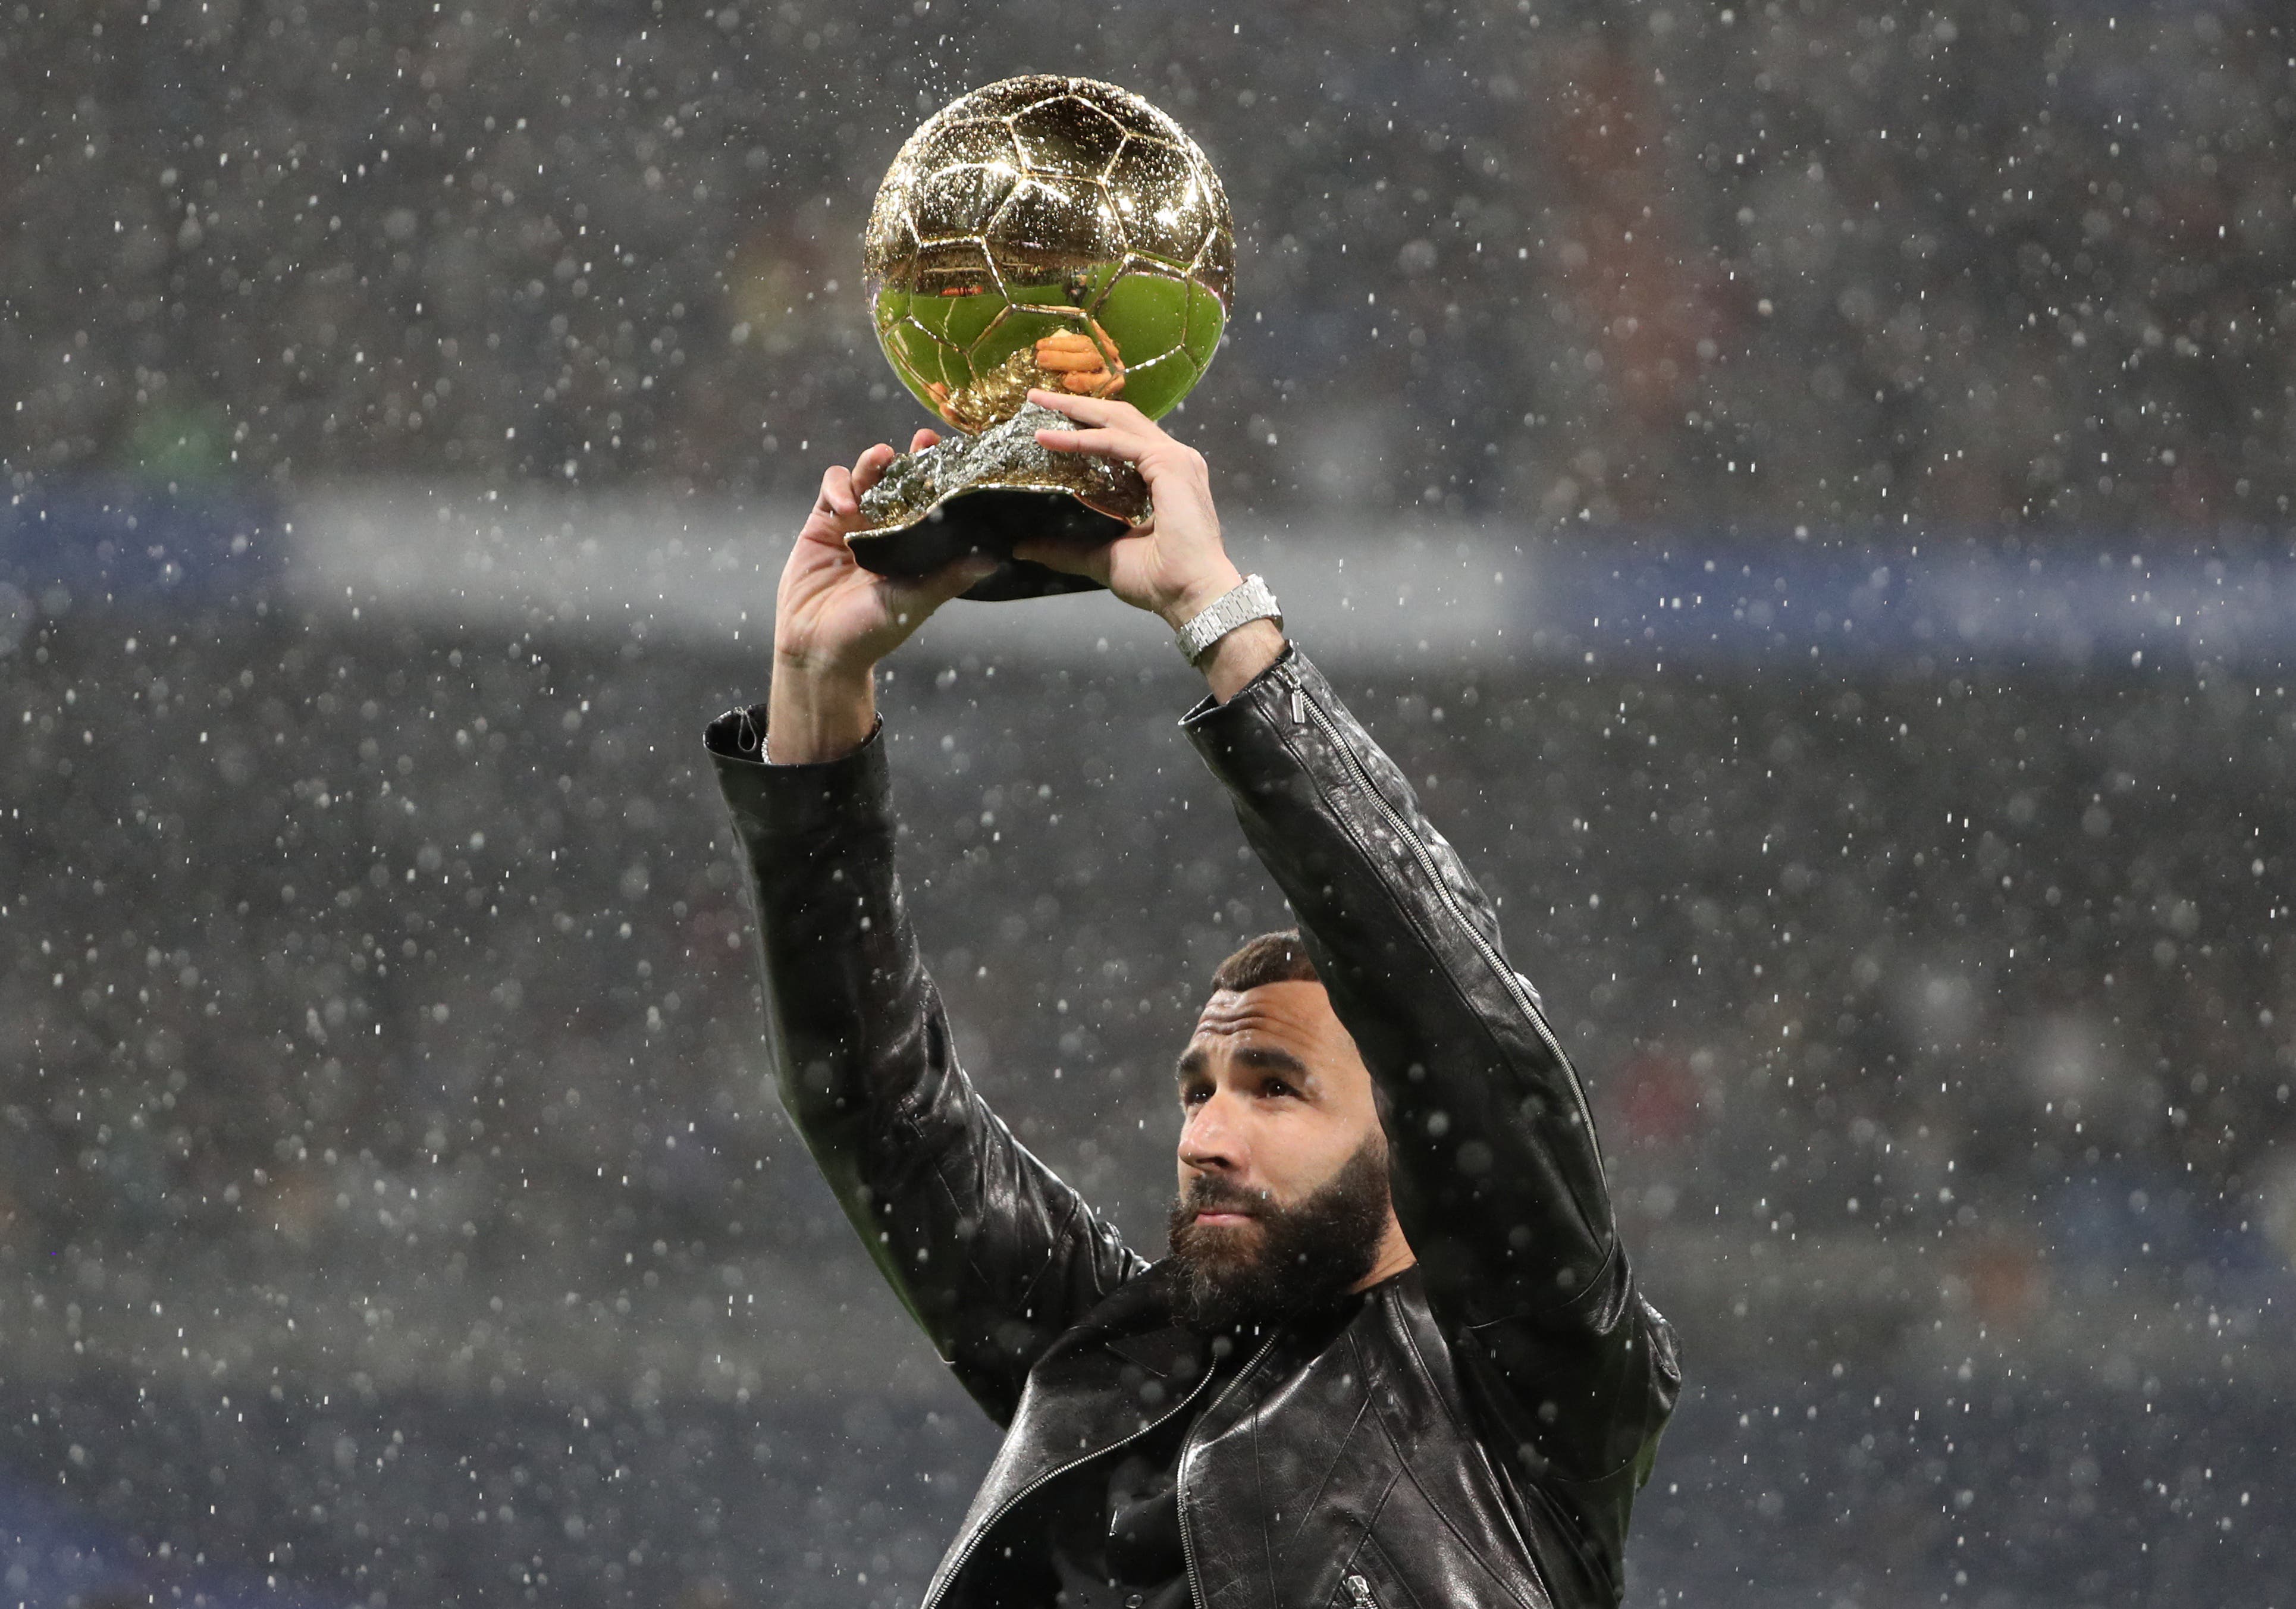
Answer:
1287 670 1605 1186
915 1347 1231 1609
1177 1327 1284 1608
1343 1573 1382 1609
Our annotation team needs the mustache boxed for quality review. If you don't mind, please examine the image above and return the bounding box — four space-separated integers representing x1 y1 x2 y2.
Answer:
1181 1178 1273 1216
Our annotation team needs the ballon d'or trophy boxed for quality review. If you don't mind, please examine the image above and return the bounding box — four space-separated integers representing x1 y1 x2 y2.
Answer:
851 76 1235 601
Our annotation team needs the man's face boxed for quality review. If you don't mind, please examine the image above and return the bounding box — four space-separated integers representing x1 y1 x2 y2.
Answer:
1166 980 1400 1328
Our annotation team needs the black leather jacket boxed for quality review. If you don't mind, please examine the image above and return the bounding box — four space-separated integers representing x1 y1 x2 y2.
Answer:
705 642 1679 1609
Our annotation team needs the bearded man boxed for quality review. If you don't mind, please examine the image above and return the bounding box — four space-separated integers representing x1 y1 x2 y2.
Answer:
704 388 1679 1608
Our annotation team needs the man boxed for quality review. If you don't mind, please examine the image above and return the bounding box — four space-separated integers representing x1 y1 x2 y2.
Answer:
704 388 1679 1608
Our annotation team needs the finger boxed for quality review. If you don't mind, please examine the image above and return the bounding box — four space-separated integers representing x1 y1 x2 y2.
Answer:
1009 536 1114 585
882 551 1000 626
818 465 858 521
1033 424 1144 463
929 550 1002 599
910 427 941 453
1025 386 1141 425
1077 494 1152 525
850 443 898 497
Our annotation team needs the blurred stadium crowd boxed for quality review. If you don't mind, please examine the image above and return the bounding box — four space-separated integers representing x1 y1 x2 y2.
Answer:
6 0 2295 535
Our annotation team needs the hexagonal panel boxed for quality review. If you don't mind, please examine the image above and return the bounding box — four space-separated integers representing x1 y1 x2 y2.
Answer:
883 317 959 394
1103 90 1188 148
1011 95 1130 180
1105 136 1210 267
1180 280 1227 371
910 286 1005 352
986 177 1121 283
914 115 1024 173
1090 268 1191 368
908 161 1019 243
1113 348 1199 420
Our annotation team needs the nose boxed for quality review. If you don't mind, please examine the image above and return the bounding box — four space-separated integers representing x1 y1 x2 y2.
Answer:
1178 1089 1245 1176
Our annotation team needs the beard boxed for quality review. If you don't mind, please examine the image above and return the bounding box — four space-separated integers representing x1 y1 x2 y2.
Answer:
1163 1133 1393 1334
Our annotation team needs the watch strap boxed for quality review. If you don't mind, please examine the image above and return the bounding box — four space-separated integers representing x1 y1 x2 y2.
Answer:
1176 573 1282 665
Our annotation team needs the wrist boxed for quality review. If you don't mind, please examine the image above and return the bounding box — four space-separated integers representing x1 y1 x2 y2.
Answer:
771 636 874 682
766 655 876 764
1197 617 1286 704
1155 561 1246 632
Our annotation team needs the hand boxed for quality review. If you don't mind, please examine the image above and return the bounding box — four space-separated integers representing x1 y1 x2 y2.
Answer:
1010 388 1243 629
773 428 997 679
766 430 997 763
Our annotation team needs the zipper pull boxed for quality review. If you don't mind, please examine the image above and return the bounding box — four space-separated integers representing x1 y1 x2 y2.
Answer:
1290 683 1306 726
1343 1573 1379 1608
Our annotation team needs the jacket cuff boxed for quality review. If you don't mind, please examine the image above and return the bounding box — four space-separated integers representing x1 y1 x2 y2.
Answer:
704 704 891 840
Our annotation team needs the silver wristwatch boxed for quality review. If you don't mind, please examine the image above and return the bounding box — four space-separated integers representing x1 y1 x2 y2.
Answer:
1175 573 1282 665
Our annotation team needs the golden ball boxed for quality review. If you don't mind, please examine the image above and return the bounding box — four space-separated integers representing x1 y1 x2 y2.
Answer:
864 75 1235 431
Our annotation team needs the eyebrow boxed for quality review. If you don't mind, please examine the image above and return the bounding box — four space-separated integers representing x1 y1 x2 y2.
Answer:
1174 1043 1316 1083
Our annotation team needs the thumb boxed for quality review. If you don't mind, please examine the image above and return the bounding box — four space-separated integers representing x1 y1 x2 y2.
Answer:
1010 535 1114 585
884 551 998 627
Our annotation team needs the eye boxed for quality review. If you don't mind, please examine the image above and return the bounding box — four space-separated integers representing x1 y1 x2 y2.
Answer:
1180 1085 1209 1107
1263 1079 1294 1099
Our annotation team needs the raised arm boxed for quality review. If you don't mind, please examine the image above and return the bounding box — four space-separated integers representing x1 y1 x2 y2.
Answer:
1180 646 1613 1318
1178 650 1676 1591
708 436 1145 1425
1012 389 1618 1322
1016 392 1678 1588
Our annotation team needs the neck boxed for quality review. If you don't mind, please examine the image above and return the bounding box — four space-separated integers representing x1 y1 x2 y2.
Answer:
1348 1217 1417 1293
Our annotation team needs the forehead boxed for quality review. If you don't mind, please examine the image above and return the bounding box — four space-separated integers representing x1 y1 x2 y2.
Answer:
1187 980 1335 1043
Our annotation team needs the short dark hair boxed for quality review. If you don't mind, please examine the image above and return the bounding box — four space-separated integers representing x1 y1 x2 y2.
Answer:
1209 929 1319 995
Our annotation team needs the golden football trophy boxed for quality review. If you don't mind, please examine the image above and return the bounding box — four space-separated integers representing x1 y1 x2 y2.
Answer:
851 76 1235 601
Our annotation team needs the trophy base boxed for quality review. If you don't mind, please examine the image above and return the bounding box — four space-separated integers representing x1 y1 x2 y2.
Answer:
849 401 1150 602
846 487 1118 602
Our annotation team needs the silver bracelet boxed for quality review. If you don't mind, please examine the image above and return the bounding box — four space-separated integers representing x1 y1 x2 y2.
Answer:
1175 573 1282 665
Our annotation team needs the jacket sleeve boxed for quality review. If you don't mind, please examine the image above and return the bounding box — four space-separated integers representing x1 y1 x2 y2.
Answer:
1181 644 1679 1584
705 704 1148 1427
